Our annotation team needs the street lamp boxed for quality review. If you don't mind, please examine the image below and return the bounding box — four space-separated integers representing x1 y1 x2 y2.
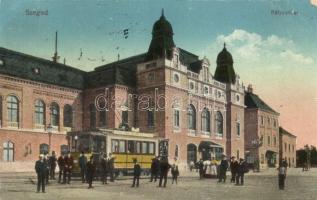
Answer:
74 135 78 152
47 124 53 154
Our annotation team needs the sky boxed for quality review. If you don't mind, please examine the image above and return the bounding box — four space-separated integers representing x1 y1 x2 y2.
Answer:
0 0 316 148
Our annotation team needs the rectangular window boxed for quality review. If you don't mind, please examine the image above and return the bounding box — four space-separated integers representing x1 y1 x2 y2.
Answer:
99 110 106 127
127 141 135 153
89 104 96 128
136 141 141 154
142 142 148 154
288 144 290 152
284 143 287 152
119 140 126 153
149 142 155 154
261 116 264 125
111 140 119 153
173 109 180 128
236 122 240 136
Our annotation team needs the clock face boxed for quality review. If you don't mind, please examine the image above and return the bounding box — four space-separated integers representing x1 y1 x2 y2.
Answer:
174 74 179 83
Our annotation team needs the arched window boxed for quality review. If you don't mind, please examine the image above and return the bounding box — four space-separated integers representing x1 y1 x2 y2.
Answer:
216 111 223 136
63 104 73 127
50 103 59 126
187 104 196 130
35 100 45 126
3 141 14 161
39 143 49 155
89 104 96 128
7 95 19 127
201 108 210 132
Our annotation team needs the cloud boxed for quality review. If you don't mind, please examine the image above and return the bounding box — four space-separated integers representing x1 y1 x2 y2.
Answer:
213 29 314 65
311 0 317 7
280 50 314 64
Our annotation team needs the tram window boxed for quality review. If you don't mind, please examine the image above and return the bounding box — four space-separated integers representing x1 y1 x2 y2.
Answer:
136 141 141 154
149 142 155 154
119 140 126 153
111 140 119 153
127 141 135 153
142 142 148 154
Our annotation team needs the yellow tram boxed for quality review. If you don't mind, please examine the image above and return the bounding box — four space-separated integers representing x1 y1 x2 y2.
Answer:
67 129 159 175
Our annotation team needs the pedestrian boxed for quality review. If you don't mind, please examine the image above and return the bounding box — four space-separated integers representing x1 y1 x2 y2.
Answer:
78 152 87 183
189 160 195 172
108 153 115 182
236 158 248 186
218 155 228 183
49 151 57 180
150 157 159 182
63 152 73 184
158 157 170 187
278 163 287 190
43 153 50 184
35 154 47 193
57 153 65 183
211 157 218 176
230 156 238 183
86 156 96 189
171 164 179 184
131 158 141 187
101 154 109 184
198 159 204 179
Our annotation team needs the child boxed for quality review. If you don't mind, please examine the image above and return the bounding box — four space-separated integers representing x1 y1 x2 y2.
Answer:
278 165 287 190
171 164 179 184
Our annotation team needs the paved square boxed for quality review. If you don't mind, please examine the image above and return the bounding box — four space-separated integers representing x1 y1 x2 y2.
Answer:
0 168 316 200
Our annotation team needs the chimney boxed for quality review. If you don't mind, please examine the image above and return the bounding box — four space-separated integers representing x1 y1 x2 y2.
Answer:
247 84 253 93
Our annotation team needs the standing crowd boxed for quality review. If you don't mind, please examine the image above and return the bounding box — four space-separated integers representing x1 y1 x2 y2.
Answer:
35 152 288 193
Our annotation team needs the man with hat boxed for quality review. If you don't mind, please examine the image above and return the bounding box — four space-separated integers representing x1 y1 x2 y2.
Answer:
49 151 57 180
35 154 47 193
57 152 65 183
86 156 96 189
150 156 159 182
218 154 228 183
236 158 248 185
230 156 239 183
131 158 141 187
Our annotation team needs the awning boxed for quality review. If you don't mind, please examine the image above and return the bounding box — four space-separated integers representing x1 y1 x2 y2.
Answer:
198 141 223 151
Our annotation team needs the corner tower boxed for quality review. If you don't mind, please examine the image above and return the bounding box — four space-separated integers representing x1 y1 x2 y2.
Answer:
214 44 245 159
214 43 236 84
146 9 175 61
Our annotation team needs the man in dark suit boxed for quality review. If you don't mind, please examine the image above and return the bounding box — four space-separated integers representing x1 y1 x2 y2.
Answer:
35 155 47 193
86 156 96 189
150 157 159 182
78 152 87 183
101 154 109 184
158 157 170 187
131 159 141 187
63 152 73 184
57 153 65 183
49 151 57 180
236 158 248 185
230 156 239 183
218 155 229 183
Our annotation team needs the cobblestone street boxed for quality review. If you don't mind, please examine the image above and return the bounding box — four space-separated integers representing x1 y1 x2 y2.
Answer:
0 168 316 200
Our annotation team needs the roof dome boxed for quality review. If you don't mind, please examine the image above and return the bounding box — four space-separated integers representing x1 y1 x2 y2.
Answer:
146 9 175 61
216 44 233 64
152 11 174 37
